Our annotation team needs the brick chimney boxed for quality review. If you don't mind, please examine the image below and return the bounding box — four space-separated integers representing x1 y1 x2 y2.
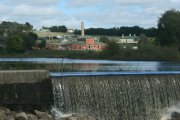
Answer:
81 22 84 37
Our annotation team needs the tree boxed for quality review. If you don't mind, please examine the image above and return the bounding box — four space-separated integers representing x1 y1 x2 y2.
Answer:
25 22 33 30
138 34 148 47
48 25 67 32
78 26 157 37
24 32 38 50
39 40 46 49
103 40 120 57
49 26 58 32
74 29 81 35
58 26 67 32
99 37 110 43
157 9 180 48
6 35 25 53
0 21 34 46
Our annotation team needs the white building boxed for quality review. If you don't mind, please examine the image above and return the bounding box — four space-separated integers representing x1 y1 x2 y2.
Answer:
67 29 75 33
117 35 139 49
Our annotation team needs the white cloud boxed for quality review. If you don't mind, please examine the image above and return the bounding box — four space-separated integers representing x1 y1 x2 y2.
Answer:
115 0 162 5
0 3 11 14
12 4 59 17
0 0 180 29
170 0 180 2
6 0 60 6
38 16 81 29
66 0 108 7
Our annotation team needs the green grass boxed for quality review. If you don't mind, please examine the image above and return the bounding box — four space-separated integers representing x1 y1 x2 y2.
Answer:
0 46 180 62
0 50 101 59
33 31 73 38
0 61 80 72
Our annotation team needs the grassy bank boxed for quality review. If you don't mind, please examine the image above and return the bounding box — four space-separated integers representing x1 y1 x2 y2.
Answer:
0 50 101 59
0 46 180 61
0 62 82 72
101 46 180 61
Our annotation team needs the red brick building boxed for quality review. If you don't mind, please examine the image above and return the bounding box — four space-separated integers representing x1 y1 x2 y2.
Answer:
62 38 106 51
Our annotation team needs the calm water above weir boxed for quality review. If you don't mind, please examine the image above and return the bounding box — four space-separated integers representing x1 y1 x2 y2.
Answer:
0 58 180 76
0 58 180 72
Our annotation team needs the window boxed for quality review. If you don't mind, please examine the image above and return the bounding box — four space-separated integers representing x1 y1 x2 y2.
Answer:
88 44 92 50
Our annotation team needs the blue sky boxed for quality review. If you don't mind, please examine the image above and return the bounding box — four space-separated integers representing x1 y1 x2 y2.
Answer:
0 0 180 29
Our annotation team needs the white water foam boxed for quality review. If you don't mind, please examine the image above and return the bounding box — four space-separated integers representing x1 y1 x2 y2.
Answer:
160 103 180 120
51 107 73 119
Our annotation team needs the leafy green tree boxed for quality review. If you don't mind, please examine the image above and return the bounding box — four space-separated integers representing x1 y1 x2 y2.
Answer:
58 26 67 32
48 25 67 32
99 37 110 43
49 26 59 32
6 35 25 53
24 32 38 50
103 40 120 57
138 34 148 47
0 21 34 49
74 29 81 35
157 9 180 48
39 40 46 49
76 26 157 37
25 22 33 30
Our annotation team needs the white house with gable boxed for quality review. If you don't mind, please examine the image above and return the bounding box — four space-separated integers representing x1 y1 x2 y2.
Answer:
117 34 139 49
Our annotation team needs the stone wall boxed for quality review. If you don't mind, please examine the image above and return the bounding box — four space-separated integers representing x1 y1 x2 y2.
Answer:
0 70 50 84
0 70 53 111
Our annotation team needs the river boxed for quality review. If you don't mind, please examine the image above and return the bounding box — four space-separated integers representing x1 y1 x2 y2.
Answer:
0 58 180 76
1 58 180 120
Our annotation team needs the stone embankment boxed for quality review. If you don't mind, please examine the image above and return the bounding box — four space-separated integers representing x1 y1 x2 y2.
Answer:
0 107 96 120
0 70 53 111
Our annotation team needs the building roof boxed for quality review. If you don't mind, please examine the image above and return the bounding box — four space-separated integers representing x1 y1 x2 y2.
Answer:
120 36 139 40
47 43 64 45
34 31 72 38
62 41 85 45
62 40 105 46
118 39 138 44
118 36 139 44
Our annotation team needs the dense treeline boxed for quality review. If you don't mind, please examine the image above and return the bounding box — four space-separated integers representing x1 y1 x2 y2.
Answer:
74 26 157 37
0 21 37 52
42 25 67 32
157 9 180 49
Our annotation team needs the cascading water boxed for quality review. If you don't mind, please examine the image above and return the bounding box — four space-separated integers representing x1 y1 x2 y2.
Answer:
52 74 180 120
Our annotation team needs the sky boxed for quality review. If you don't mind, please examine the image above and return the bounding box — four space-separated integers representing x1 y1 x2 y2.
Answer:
0 0 180 29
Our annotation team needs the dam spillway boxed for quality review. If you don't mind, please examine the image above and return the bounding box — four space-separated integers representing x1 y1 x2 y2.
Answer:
0 70 180 119
52 73 180 120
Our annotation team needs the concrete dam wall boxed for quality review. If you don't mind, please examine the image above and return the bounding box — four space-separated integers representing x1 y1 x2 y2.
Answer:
1 70 180 120
52 74 180 120
0 70 54 111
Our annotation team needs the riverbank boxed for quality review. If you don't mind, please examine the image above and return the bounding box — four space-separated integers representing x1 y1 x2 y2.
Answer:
0 107 96 120
0 107 53 120
0 47 180 62
0 50 101 59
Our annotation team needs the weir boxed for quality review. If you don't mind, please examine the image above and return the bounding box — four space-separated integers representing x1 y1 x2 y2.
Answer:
52 74 180 120
1 70 180 119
